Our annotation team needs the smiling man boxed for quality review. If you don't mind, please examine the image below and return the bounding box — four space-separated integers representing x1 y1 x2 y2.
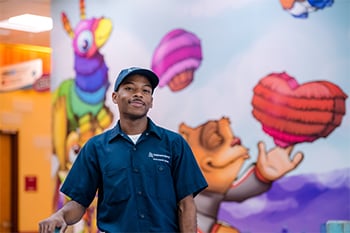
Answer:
39 67 208 233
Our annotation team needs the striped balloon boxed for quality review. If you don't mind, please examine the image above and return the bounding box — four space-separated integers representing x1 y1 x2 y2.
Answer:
151 28 202 92
252 72 347 148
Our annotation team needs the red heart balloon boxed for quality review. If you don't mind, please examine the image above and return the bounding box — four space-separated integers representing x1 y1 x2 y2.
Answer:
252 72 347 148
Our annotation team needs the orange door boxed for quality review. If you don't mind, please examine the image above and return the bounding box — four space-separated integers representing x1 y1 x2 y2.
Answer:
0 131 18 233
0 132 12 233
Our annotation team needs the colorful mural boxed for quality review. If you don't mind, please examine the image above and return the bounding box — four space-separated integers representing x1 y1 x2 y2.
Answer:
51 0 114 232
51 0 350 232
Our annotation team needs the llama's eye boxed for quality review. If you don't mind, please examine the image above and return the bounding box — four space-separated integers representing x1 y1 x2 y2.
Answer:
76 30 93 54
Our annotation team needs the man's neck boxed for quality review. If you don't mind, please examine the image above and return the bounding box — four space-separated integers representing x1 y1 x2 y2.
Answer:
119 117 148 135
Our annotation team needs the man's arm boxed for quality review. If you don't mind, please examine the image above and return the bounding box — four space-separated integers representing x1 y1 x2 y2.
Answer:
39 200 86 233
178 194 197 233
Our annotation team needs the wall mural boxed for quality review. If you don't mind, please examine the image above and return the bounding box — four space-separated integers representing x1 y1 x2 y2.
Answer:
51 0 349 232
179 71 347 232
52 0 114 231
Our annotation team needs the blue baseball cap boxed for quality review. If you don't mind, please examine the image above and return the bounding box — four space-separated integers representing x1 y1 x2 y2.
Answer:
114 67 159 93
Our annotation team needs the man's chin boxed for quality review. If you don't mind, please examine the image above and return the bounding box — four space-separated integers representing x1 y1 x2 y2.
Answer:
127 113 148 120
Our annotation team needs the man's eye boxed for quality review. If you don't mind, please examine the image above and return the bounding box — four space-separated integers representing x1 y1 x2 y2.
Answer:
143 89 151 94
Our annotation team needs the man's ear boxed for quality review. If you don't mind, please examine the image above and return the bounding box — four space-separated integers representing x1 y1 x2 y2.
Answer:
150 96 153 108
112 92 118 104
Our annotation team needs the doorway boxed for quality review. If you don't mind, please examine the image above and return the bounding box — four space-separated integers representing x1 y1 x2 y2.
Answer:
0 130 18 233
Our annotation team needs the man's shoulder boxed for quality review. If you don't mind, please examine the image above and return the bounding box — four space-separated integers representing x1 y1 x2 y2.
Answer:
86 127 114 144
148 118 186 142
155 124 181 137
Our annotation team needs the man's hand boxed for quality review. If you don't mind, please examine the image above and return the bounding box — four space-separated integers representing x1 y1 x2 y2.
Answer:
256 141 304 181
39 200 86 233
39 212 67 233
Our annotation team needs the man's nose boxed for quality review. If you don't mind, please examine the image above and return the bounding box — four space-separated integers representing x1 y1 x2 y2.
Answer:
133 89 144 97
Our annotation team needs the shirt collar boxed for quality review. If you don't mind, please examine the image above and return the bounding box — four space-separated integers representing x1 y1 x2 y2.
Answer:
107 117 161 142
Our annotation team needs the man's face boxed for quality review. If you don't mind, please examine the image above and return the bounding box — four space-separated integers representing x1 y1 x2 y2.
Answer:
112 74 153 119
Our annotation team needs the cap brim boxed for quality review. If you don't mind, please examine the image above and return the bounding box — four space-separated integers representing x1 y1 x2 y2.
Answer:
126 68 159 90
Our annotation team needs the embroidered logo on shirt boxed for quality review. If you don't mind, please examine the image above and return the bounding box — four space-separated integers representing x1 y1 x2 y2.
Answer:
148 152 170 163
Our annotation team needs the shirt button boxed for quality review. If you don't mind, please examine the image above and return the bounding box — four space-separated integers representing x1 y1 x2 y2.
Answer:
133 147 136 151
139 214 145 219
158 166 164 171
138 191 142 195
133 168 139 172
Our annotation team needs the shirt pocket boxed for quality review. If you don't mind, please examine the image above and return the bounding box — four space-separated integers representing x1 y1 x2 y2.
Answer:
103 167 131 204
153 163 176 200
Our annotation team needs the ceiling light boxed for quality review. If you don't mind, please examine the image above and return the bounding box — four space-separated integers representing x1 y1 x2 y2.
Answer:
0 14 53 33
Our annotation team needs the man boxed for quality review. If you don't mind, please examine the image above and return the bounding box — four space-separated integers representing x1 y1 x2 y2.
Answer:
39 67 208 233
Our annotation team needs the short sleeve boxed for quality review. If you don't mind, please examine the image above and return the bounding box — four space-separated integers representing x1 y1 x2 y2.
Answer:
172 136 208 202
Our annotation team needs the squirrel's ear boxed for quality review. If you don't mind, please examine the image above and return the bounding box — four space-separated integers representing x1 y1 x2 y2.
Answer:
179 123 191 140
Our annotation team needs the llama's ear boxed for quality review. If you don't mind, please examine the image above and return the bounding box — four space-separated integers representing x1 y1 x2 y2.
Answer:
80 0 86 20
61 12 74 38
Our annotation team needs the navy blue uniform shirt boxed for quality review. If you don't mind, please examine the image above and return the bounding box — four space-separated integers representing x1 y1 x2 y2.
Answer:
60 118 208 233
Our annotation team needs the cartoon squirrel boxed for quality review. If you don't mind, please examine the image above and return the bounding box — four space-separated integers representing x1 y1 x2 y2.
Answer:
179 117 304 233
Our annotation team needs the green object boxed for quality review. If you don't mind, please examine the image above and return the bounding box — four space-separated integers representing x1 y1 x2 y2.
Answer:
326 221 350 233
